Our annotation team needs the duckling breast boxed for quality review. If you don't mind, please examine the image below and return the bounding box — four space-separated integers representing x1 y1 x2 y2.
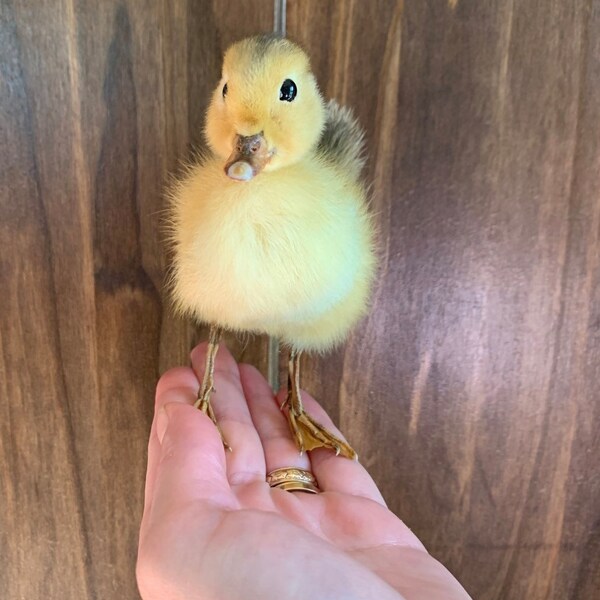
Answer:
170 155 375 338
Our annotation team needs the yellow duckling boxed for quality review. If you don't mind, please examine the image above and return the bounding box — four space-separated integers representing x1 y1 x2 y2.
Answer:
169 35 376 459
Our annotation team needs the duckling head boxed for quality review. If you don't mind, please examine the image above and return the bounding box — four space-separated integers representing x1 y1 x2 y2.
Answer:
205 35 326 181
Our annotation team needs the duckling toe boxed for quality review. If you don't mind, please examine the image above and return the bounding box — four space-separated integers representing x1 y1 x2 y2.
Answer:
286 407 357 460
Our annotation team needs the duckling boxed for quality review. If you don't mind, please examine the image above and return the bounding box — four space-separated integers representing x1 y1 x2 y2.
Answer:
169 35 376 459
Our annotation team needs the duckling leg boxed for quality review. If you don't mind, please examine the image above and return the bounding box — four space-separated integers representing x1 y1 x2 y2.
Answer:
194 324 231 451
284 349 357 460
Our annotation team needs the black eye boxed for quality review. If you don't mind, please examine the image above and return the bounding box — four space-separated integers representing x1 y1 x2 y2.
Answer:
222 83 228 98
279 79 297 102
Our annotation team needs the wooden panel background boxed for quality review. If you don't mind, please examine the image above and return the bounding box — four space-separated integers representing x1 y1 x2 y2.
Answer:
1 0 599 599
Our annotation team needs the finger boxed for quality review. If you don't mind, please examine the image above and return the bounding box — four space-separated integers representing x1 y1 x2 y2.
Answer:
191 343 266 486
240 364 312 477
276 388 386 505
148 401 236 527
141 367 200 534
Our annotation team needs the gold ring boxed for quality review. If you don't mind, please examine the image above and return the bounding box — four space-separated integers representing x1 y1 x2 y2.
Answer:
266 467 320 494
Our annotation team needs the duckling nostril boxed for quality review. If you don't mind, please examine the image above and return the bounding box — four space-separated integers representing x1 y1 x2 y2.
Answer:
234 133 265 156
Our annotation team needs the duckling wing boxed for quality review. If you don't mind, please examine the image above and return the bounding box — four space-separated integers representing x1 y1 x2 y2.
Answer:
316 99 366 180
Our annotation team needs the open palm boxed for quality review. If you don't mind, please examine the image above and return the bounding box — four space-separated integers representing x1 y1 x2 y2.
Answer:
137 343 470 600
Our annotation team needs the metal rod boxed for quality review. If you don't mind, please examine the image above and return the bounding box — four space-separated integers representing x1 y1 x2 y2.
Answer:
267 0 286 391
274 0 286 37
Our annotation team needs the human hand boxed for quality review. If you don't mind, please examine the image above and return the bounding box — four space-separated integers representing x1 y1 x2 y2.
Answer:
137 343 471 600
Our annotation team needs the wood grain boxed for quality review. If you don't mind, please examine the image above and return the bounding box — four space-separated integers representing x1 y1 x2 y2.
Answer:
0 1 273 598
2 0 600 598
287 0 600 598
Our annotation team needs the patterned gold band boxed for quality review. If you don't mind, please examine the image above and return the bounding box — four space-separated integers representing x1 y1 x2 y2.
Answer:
266 467 320 494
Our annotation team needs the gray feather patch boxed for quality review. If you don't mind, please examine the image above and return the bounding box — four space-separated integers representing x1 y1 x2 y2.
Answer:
317 100 366 179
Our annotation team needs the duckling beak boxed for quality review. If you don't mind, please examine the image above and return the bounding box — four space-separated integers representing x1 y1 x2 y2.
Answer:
225 133 271 181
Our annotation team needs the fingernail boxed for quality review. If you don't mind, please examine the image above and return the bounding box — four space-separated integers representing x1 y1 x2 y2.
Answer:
156 407 169 444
